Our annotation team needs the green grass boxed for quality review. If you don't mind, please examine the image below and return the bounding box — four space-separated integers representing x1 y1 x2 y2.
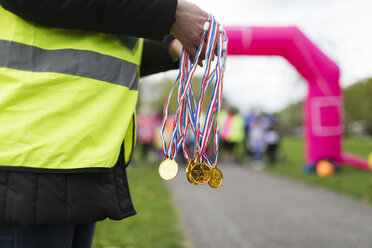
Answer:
92 164 187 248
265 137 372 203
92 137 372 247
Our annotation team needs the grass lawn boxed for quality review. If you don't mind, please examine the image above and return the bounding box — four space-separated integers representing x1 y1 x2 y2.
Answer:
92 137 372 247
265 136 372 203
92 164 187 248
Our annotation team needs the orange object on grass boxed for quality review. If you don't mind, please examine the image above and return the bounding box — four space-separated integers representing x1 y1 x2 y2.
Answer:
316 160 335 177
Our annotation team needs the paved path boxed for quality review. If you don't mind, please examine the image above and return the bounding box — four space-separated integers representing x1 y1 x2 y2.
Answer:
167 164 372 248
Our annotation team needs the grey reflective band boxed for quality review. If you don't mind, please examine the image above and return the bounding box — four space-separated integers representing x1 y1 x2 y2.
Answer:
132 73 139 90
0 39 139 89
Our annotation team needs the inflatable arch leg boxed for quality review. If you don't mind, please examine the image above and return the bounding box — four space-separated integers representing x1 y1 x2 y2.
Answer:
225 26 370 171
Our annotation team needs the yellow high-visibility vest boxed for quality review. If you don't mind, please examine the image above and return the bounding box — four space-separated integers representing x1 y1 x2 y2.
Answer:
0 6 143 170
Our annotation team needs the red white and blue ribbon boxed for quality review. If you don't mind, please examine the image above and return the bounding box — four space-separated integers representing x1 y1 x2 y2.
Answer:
160 14 228 167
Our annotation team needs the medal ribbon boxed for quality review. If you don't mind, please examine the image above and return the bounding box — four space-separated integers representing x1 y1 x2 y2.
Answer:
161 14 227 167
160 17 210 159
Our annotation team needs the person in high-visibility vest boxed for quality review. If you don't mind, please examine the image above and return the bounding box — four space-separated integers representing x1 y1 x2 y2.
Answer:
219 107 245 162
0 0 209 246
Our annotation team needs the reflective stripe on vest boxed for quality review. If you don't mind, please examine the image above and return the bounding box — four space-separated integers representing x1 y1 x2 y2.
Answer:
0 6 143 170
0 40 139 89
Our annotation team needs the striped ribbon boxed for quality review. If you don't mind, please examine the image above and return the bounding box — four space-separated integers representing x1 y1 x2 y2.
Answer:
161 14 228 167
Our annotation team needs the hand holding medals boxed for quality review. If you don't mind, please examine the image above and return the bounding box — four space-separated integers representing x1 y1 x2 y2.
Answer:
159 15 227 188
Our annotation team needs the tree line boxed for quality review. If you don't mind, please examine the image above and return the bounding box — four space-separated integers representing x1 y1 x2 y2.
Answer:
139 76 372 136
274 77 372 136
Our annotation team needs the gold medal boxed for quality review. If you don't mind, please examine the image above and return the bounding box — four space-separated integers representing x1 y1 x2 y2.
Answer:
208 166 223 188
186 153 200 185
190 162 211 184
186 159 198 185
159 158 178 180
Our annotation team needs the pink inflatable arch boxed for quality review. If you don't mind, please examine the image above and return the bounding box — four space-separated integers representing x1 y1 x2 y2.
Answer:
225 26 370 171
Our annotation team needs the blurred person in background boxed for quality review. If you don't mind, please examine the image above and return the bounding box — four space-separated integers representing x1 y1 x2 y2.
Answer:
248 116 266 170
220 107 245 163
136 106 162 162
243 111 257 160
265 124 281 165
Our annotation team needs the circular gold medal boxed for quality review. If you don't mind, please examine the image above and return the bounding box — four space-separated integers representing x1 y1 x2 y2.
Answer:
186 160 198 185
208 166 223 188
190 162 211 184
159 158 178 180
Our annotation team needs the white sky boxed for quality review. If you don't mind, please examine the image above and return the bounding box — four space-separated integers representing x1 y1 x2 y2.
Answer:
141 0 372 113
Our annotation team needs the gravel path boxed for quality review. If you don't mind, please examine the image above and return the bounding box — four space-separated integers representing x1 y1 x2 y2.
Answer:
167 164 372 248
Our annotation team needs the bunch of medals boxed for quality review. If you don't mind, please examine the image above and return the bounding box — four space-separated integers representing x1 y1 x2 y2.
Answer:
159 15 227 189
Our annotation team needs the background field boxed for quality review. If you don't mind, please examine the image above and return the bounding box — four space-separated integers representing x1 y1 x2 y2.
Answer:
93 137 372 248
266 137 372 202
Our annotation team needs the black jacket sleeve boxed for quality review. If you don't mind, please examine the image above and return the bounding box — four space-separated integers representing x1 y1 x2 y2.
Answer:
141 36 179 77
0 0 177 40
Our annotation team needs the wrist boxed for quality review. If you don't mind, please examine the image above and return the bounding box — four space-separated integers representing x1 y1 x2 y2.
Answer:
168 39 183 62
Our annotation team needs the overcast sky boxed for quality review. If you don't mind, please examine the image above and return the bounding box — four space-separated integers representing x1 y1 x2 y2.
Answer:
142 0 372 113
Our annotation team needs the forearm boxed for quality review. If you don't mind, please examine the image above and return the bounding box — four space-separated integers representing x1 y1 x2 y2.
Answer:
0 0 177 40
